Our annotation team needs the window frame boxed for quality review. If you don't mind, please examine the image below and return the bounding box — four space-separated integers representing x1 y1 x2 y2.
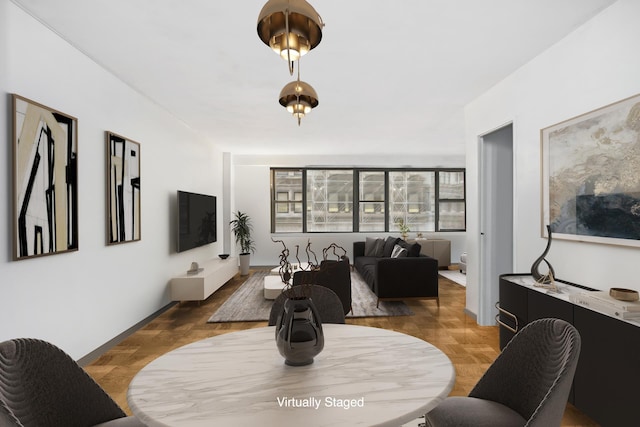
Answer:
270 167 465 233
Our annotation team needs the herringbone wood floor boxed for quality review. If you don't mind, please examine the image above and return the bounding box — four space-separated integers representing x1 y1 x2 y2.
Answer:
85 268 598 426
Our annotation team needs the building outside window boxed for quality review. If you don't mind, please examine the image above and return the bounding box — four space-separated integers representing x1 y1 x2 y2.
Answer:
271 168 465 233
389 171 435 233
438 171 466 230
306 170 353 232
271 169 303 232
359 171 385 232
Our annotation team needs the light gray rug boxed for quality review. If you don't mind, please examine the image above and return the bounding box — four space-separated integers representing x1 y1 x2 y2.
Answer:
207 269 413 323
439 269 466 287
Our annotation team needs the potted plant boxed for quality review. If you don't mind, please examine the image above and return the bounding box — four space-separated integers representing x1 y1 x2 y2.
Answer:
395 218 410 240
230 210 255 275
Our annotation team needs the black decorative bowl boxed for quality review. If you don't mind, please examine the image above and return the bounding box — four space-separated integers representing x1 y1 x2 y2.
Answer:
218 254 230 259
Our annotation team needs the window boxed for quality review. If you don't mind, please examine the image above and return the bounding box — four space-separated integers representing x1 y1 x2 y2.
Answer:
359 171 385 232
306 170 353 232
271 169 303 232
271 168 465 233
389 171 435 233
438 171 466 231
293 192 303 213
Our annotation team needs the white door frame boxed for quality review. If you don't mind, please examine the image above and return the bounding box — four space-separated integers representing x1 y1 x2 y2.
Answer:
478 123 514 325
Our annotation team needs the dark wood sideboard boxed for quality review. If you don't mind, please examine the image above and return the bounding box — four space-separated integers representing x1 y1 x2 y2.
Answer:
498 274 640 427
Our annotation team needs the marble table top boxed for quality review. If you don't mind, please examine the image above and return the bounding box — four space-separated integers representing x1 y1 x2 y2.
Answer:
127 324 455 427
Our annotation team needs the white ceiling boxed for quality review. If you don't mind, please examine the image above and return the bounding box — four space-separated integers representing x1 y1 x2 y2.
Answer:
12 0 617 156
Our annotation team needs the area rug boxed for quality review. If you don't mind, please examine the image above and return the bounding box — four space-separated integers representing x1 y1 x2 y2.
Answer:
207 270 413 323
439 269 466 287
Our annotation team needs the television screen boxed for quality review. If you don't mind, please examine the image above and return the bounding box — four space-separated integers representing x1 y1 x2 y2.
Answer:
177 191 217 253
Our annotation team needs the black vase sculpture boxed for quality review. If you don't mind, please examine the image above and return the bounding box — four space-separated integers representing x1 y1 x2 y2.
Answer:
531 225 556 283
275 297 324 366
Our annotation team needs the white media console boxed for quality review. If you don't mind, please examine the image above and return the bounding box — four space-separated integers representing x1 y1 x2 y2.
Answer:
170 257 238 302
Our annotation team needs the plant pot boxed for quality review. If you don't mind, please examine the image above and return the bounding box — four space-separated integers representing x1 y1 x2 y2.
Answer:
239 253 251 276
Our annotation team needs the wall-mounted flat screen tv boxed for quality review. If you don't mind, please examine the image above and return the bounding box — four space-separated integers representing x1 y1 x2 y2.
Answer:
177 190 217 253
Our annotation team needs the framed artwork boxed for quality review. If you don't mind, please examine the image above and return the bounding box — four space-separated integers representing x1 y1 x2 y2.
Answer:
12 94 78 260
106 131 141 244
541 93 640 247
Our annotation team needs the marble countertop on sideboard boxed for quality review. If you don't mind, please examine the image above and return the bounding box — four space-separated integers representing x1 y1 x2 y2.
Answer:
502 274 640 327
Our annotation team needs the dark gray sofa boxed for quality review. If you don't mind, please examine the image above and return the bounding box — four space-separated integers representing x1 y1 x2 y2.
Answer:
353 237 439 307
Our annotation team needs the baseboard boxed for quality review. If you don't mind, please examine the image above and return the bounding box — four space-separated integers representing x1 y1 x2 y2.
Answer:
463 308 477 322
78 301 177 367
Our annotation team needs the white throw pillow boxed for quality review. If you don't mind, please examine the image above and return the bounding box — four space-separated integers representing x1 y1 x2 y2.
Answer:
391 244 407 258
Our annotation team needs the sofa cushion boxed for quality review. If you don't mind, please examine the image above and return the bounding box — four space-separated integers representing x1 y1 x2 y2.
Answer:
364 237 384 257
398 239 421 257
391 244 408 258
354 256 377 274
382 236 400 257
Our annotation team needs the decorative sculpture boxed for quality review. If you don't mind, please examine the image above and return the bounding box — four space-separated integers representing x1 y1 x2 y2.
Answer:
294 239 319 271
322 243 347 261
531 225 556 285
272 238 293 284
275 284 324 366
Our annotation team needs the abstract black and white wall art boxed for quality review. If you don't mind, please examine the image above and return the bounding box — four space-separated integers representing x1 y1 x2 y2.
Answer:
106 131 141 244
541 93 640 247
12 94 79 260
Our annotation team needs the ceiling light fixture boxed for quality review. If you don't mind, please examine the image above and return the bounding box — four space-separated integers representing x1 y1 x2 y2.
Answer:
279 66 318 126
257 0 324 75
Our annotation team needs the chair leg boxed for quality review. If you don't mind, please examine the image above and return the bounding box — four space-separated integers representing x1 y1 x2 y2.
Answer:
376 298 380 308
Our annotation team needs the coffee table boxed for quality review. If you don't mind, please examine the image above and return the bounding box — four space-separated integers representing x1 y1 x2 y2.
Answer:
127 324 455 427
263 274 287 299
269 262 312 275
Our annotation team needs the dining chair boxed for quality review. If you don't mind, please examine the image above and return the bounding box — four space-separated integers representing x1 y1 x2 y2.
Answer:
268 285 346 326
424 318 581 427
0 338 145 427
292 257 352 315
0 400 21 426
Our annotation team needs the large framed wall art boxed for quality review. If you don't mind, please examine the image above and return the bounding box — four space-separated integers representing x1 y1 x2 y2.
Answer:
541 93 640 247
106 131 141 244
12 94 79 260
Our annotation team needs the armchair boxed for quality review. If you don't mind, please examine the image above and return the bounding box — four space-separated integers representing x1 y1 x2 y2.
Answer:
0 338 145 427
292 257 352 315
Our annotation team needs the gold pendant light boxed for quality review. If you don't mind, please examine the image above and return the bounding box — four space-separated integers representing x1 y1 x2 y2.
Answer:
279 68 319 126
257 0 324 75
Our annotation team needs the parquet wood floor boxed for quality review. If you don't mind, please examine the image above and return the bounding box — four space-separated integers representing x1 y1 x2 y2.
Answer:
85 268 598 426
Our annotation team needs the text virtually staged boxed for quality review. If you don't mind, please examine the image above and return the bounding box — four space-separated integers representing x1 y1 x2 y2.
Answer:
276 396 366 410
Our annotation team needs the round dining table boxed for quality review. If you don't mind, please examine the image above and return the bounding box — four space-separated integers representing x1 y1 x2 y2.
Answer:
127 324 455 426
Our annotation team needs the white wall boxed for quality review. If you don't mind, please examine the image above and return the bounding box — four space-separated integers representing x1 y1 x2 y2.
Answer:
0 1 226 359
232 154 467 266
465 0 640 321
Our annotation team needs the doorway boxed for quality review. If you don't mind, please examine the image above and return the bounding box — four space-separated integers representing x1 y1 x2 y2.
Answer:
478 123 514 325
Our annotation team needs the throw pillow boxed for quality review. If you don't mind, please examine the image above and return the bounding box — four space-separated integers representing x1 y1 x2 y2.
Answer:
397 239 422 257
383 236 400 257
364 237 379 256
374 239 384 256
407 242 421 257
365 238 385 257
391 244 408 258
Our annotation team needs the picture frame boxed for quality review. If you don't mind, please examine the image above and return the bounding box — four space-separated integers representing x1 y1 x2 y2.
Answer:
12 94 78 260
541 93 640 247
106 131 141 245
